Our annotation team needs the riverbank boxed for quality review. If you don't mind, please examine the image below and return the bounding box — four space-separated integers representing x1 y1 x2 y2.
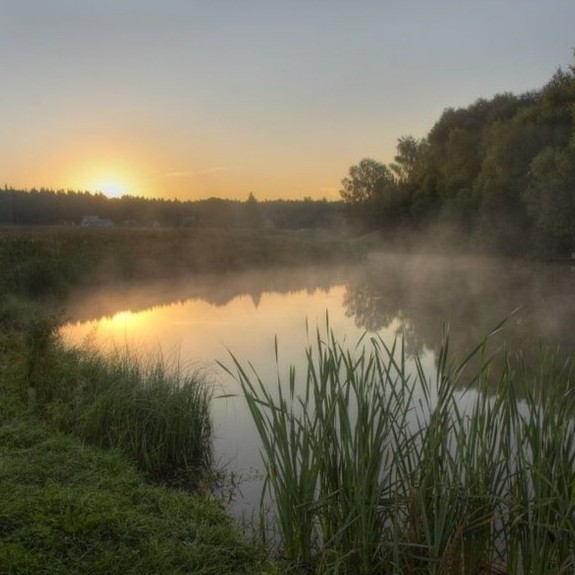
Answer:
0 305 282 574
0 226 358 573
0 393 277 574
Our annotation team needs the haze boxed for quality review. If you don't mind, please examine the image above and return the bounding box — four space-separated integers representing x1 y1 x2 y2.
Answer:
2 0 574 200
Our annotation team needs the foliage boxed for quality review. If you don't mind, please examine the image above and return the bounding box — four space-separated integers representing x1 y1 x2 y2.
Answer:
0 186 344 230
340 56 575 255
390 135 424 182
227 326 575 574
340 159 410 230
525 143 575 239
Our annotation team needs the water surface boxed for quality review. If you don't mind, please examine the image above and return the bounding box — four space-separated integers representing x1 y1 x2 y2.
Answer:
61 253 575 516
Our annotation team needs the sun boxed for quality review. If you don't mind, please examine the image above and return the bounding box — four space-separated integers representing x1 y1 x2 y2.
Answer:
92 181 127 198
73 162 143 198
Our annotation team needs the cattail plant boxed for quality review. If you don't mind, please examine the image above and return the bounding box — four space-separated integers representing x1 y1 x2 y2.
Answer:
226 322 575 574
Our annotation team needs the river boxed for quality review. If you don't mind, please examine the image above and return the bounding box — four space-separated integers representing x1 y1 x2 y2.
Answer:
60 252 575 519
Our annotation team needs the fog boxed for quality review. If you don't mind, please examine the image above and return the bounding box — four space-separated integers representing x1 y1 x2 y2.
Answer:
59 249 575 518
63 251 575 370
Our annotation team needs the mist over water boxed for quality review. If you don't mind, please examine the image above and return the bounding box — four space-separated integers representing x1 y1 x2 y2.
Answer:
60 252 575 517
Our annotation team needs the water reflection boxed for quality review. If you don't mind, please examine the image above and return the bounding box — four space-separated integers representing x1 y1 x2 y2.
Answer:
62 264 396 518
63 264 353 325
60 253 575 516
344 253 575 379
64 254 575 363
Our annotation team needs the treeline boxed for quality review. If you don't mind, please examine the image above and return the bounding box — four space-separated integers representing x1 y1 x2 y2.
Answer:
0 188 344 230
341 57 575 256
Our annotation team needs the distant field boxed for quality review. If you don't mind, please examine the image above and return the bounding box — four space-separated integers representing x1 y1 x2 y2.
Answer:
0 226 358 300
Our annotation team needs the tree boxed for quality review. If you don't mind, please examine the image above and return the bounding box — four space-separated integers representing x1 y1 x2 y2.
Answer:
524 144 575 242
243 192 264 228
390 136 423 183
340 159 393 204
340 157 415 231
340 159 397 230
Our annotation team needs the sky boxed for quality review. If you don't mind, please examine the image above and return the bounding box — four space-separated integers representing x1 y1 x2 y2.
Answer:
1 1 574 201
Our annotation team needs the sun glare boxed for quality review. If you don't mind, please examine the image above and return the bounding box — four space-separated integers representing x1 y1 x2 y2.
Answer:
92 181 127 198
109 310 138 327
104 310 148 337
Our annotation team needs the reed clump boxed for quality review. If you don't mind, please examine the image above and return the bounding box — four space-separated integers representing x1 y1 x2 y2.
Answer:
226 326 575 574
61 348 214 489
9 307 213 490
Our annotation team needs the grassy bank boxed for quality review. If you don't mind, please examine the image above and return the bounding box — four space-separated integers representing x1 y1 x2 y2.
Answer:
3 300 213 490
0 301 284 574
0 226 357 300
226 327 575 574
0 391 278 574
0 225 355 574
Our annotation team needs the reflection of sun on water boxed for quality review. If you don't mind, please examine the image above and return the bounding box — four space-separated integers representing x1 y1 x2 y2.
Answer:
102 310 154 340
108 310 138 328
61 308 165 357
75 310 153 351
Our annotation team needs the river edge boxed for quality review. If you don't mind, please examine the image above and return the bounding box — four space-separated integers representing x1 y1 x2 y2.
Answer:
0 334 283 574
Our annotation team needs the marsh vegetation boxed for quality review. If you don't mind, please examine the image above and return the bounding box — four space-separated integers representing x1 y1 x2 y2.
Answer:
58 250 575 574
227 326 575 574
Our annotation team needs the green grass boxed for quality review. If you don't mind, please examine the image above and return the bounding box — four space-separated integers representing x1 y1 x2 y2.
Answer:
0 388 277 574
2 304 214 490
225 323 575 574
0 302 284 574
54 347 214 489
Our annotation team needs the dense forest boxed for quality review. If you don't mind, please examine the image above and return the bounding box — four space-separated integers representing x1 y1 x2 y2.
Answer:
341 57 575 256
0 189 344 231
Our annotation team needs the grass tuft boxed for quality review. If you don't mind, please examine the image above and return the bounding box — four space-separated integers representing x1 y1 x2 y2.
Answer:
6 308 214 491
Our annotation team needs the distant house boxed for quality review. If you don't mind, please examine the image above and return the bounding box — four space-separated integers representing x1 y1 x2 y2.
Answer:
80 215 113 228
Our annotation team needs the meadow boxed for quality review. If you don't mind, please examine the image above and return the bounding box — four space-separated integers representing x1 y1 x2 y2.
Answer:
0 226 356 300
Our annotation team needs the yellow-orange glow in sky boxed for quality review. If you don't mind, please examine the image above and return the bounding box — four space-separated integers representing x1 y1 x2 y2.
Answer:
2 1 575 201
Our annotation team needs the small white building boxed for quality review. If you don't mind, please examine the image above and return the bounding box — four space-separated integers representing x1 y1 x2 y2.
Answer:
81 215 113 228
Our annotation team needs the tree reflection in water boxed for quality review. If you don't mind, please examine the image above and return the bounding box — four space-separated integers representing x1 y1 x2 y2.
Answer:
342 252 575 391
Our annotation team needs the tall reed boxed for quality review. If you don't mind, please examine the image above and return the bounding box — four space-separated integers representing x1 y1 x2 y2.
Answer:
68 347 214 488
226 325 575 574
18 314 213 490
